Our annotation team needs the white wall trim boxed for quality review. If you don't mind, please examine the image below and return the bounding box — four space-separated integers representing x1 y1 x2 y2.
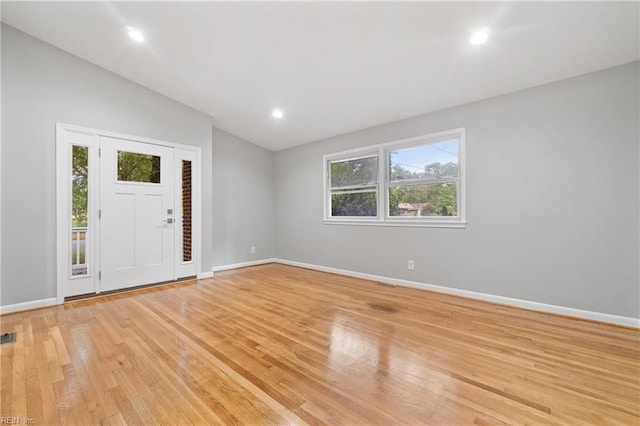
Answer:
197 272 214 279
56 122 200 153
0 298 58 315
273 258 640 328
4 259 637 328
211 258 278 274
323 219 467 228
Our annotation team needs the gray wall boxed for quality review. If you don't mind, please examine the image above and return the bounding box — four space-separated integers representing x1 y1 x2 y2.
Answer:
212 128 275 266
3 23 638 319
1 25 216 305
274 61 640 319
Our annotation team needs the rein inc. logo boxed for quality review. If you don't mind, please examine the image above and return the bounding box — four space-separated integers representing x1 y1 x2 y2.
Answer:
1 418 35 425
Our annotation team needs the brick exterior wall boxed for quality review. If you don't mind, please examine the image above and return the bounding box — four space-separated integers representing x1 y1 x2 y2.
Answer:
182 160 192 262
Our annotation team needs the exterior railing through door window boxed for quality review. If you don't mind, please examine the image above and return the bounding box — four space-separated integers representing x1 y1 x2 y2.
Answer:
71 227 88 276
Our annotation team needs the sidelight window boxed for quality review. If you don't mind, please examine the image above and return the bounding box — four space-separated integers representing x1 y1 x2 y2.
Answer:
71 145 89 276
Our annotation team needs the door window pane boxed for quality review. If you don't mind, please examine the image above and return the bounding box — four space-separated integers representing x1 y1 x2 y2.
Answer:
72 145 89 276
117 151 161 183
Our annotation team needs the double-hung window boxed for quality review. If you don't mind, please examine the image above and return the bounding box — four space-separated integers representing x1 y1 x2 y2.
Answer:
324 128 465 227
327 153 379 218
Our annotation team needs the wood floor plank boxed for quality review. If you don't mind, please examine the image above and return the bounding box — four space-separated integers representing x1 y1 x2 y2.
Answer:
1 263 638 424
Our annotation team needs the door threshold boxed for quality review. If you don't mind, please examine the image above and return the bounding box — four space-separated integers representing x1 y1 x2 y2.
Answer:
64 276 198 302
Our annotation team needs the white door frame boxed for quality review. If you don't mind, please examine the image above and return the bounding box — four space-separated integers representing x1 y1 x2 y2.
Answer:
55 123 202 304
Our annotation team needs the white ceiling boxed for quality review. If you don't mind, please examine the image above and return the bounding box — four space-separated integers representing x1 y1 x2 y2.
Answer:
2 2 638 151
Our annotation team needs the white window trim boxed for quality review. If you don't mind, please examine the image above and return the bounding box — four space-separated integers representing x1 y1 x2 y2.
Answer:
323 128 466 228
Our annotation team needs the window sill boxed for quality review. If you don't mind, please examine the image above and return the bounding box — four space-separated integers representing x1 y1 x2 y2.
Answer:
323 219 467 229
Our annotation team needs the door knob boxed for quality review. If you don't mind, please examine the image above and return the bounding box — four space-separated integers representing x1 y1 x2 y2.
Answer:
163 218 174 224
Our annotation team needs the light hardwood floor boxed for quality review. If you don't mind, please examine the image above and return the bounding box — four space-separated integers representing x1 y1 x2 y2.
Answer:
1 263 638 425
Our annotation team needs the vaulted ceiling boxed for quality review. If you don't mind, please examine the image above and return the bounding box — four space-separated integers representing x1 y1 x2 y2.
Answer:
2 1 638 151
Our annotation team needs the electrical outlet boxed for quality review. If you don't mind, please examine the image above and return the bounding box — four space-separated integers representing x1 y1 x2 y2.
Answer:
408 260 414 270
251 246 256 254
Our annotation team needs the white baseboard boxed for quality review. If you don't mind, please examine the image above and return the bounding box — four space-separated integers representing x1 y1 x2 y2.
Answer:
6 261 636 328
211 258 277 275
196 271 214 279
273 258 640 328
0 297 58 315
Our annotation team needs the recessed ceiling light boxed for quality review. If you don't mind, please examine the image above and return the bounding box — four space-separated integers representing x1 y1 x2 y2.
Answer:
470 27 490 45
272 109 284 119
127 27 145 43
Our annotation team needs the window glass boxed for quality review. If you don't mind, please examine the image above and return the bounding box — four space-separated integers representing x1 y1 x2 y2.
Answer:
332 190 377 217
71 145 89 276
329 155 378 217
389 183 457 217
330 156 378 188
117 151 161 183
389 139 459 182
182 160 192 262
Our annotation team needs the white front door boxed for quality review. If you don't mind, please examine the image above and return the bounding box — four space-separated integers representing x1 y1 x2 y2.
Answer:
99 137 175 292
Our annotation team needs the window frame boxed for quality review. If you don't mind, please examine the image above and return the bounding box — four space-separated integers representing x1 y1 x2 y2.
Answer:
325 149 380 221
323 128 466 228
